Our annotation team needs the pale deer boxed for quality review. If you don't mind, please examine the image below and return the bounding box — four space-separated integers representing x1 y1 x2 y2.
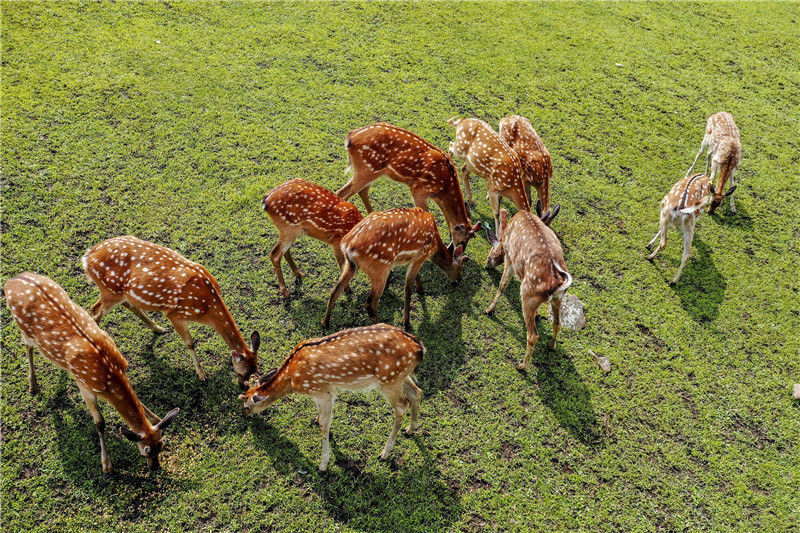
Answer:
646 173 728 284
685 112 741 213
262 178 363 298
4 273 180 472
322 207 475 330
499 114 553 212
336 122 477 249
240 324 424 471
485 209 572 371
448 117 530 230
83 236 260 388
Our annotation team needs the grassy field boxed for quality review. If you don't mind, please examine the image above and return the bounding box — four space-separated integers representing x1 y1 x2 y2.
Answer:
2 2 799 531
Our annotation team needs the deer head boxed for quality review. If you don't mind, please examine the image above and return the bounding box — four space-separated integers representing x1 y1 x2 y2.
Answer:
120 408 181 469
231 331 261 388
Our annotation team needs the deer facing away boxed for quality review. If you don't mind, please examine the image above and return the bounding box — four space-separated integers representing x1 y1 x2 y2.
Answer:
83 236 260 388
4 273 180 472
240 324 424 472
336 122 477 249
485 208 572 371
498 114 553 213
262 178 363 298
685 112 741 213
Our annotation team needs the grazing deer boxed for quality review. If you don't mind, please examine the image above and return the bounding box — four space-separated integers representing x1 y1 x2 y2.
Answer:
322 207 475 330
499 114 553 212
336 122 477 249
262 178 363 298
685 112 741 213
646 173 726 284
83 236 260 388
448 117 530 230
485 209 572 371
240 324 424 471
4 273 180 472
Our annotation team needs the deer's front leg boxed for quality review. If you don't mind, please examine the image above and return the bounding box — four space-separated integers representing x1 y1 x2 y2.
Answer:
122 302 166 334
25 345 38 395
314 392 334 472
167 316 205 381
485 261 514 315
402 262 424 330
460 164 475 206
78 386 111 473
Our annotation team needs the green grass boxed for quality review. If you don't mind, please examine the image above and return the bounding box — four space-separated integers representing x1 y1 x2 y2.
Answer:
2 2 799 531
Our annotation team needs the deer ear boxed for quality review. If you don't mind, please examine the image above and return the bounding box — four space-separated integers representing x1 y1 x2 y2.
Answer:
121 426 143 442
259 368 278 385
725 185 737 197
231 350 243 363
709 184 716 195
545 204 561 225
485 226 498 245
471 221 483 233
250 331 261 353
252 394 266 403
535 199 542 217
156 408 180 432
464 200 472 219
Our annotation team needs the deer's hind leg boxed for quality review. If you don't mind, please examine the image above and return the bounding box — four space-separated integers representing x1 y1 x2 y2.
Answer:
90 288 124 323
518 285 546 371
379 381 409 460
270 226 303 298
402 377 422 435
322 258 358 329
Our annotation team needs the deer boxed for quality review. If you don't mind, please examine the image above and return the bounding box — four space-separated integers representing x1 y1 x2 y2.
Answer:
646 173 727 284
498 114 553 213
685 112 741 213
335 122 478 249
484 208 572 371
448 117 531 230
82 236 261 388
262 178 364 298
322 207 476 330
240 324 424 472
4 273 181 472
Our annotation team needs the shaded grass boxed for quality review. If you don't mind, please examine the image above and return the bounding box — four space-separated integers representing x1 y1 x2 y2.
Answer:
2 1 799 531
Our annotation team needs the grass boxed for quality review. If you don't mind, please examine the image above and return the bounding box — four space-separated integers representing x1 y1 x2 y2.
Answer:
2 1 799 531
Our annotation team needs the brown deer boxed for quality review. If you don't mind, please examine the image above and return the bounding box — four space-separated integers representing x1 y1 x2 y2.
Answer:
499 114 553 212
322 207 475 330
685 112 741 213
83 236 260 388
262 178 363 298
448 117 531 230
240 324 424 472
4 273 180 472
484 209 572 371
646 173 726 284
335 122 477 249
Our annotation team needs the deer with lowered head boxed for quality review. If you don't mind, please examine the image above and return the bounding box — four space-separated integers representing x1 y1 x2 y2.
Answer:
240 324 424 472
485 207 572 371
336 122 478 249
448 117 531 230
685 112 741 213
4 273 180 472
83 236 260 388
262 178 363 298
322 207 477 330
498 114 553 213
646 172 724 284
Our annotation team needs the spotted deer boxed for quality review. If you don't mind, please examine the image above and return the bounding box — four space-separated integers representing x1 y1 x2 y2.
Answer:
322 207 475 330
499 114 553 212
646 173 725 284
4 273 180 472
685 112 741 213
336 122 477 249
240 324 424 471
448 117 530 230
262 178 363 298
485 209 572 371
83 236 261 388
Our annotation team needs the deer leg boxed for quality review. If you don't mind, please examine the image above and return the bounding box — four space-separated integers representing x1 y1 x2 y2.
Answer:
167 316 205 381
357 186 374 213
122 302 166 334
379 383 409 460
283 250 304 278
415 274 424 295
331 246 352 294
78 386 111 473
460 164 475 206
488 190 502 231
524 181 533 207
485 261 514 315
365 268 390 325
536 179 550 213
402 377 422 435
549 294 563 349
90 291 123 323
322 259 357 329
25 345 39 395
314 392 334 472
518 290 545 371
729 170 736 213
686 142 706 177
402 262 424 330
646 214 669 260
671 222 695 285
646 228 663 250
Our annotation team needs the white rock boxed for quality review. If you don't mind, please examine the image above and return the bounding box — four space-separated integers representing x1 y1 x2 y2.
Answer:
550 293 585 331
793 384 800 400
589 350 611 373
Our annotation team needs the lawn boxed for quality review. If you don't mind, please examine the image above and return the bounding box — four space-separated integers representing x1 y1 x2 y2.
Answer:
2 2 799 531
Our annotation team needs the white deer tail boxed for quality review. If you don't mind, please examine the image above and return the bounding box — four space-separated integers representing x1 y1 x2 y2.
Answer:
551 260 572 299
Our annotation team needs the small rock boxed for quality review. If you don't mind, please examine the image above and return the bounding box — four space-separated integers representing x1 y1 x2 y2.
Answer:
615 62 624 67
550 294 585 331
589 350 611 373
793 384 800 400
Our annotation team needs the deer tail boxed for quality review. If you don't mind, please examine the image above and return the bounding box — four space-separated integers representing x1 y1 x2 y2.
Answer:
551 260 572 299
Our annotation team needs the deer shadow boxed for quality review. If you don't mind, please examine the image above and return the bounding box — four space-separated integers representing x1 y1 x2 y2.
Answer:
668 239 726 323
246 416 463 532
710 198 754 231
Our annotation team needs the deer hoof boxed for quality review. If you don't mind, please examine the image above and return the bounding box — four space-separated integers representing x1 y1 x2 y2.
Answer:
153 325 167 334
515 362 528 372
279 287 290 299
484 307 494 315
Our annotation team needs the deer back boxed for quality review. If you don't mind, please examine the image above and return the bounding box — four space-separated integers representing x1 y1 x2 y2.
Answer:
262 178 363 243
498 115 552 185
707 112 741 166
450 118 525 192
664 173 711 215
340 207 441 268
5 273 130 395
503 211 569 294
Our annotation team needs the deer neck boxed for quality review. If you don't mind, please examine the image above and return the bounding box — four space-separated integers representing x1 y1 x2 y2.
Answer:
209 303 247 353
429 235 456 277
106 379 152 434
